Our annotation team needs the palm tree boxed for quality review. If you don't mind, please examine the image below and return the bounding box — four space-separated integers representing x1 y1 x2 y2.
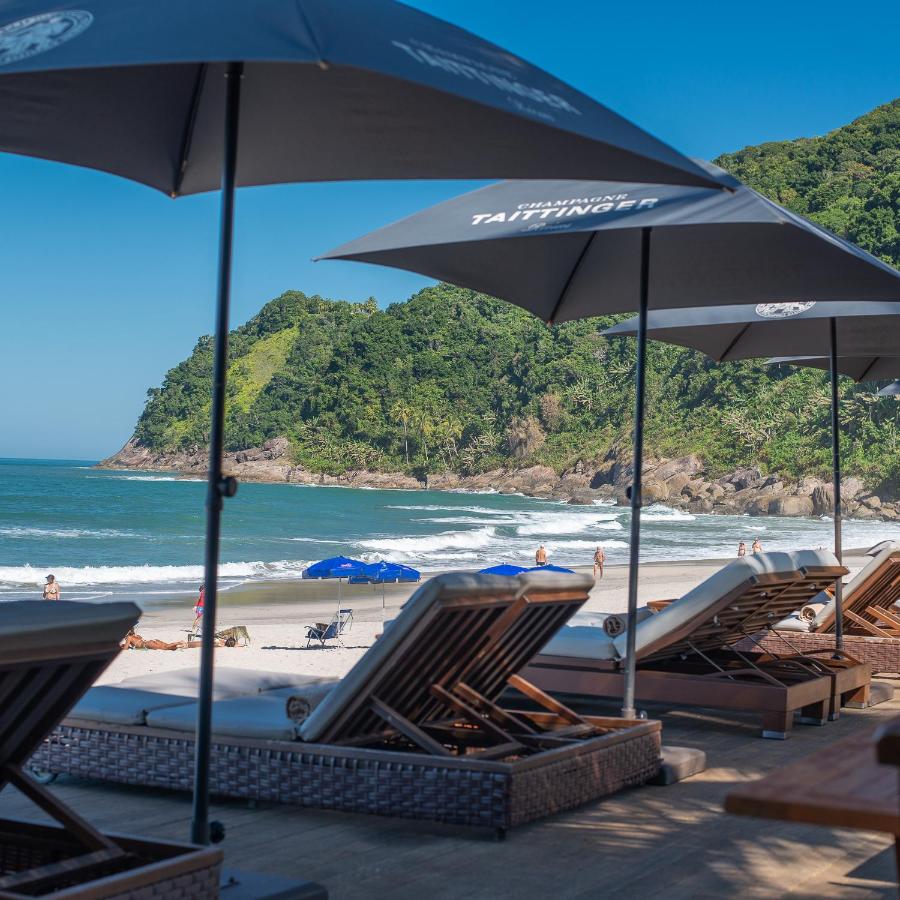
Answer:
391 400 413 466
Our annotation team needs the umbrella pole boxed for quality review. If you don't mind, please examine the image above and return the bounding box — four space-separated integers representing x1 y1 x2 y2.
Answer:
191 61 243 847
622 227 651 719
829 318 844 655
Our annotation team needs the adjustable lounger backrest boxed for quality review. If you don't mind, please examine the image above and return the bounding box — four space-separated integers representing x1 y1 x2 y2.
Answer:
811 542 900 634
0 601 138 787
613 551 844 664
300 571 592 745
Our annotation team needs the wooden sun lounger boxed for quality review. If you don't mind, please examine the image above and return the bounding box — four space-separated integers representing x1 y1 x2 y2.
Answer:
525 553 869 739
32 574 661 837
0 601 222 898
757 545 900 675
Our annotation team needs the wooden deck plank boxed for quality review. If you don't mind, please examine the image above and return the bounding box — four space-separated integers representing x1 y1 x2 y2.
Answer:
6 683 900 899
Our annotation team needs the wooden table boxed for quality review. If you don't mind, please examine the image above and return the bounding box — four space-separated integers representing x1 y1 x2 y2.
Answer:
725 720 900 835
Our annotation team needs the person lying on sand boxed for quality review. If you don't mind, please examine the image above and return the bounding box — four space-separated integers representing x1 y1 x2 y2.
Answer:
120 628 235 651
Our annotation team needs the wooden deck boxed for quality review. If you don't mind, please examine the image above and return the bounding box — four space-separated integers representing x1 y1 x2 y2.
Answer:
4 687 900 899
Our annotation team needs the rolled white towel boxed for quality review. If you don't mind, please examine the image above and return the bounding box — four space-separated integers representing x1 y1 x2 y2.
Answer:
285 680 339 723
799 602 827 623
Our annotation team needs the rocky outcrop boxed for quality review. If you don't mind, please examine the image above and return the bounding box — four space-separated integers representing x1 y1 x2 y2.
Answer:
99 438 899 522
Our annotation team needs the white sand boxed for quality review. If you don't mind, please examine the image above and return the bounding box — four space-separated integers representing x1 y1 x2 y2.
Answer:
98 556 866 686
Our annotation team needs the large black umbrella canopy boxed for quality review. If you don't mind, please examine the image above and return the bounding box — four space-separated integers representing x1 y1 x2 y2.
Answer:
604 302 900 361
320 171 900 719
772 356 900 382
0 0 727 191
604 302 900 655
0 0 734 848
319 173 900 321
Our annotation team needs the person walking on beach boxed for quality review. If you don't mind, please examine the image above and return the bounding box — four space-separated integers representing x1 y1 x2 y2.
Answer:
192 584 205 634
42 574 60 601
535 544 548 566
593 545 606 580
751 538 762 554
737 541 746 558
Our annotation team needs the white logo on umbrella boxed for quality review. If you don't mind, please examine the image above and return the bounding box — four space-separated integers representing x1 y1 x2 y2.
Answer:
0 10 93 66
755 301 817 319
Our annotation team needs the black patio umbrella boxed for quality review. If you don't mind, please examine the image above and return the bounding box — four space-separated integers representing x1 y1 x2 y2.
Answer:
604 302 900 653
771 356 900 382
0 0 733 846
320 172 900 718
878 381 900 397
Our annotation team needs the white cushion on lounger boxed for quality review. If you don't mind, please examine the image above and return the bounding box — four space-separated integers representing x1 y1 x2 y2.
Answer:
803 542 898 631
614 552 801 660
116 667 314 699
147 695 300 741
0 601 138 652
68 686 194 726
541 625 618 660
301 571 593 743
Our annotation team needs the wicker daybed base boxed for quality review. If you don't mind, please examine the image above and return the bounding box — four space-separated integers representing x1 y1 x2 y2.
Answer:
32 713 661 836
752 630 900 678
0 819 220 899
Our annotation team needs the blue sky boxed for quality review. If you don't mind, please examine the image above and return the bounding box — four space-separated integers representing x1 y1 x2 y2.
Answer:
3 0 899 460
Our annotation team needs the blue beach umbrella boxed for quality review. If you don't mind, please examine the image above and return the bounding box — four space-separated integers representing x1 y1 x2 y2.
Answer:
479 564 528 576
527 564 576 574
357 560 421 609
303 555 365 615
0 0 729 846
302 555 365 579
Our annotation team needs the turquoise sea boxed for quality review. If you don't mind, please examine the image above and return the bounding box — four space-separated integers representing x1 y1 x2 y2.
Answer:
2 458 900 605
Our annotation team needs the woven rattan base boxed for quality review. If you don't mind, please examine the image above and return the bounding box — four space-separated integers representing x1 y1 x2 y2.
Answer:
0 819 221 898
32 719 661 835
753 630 900 677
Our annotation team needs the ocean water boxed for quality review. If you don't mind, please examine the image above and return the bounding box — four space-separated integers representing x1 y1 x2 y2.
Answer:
2 458 900 605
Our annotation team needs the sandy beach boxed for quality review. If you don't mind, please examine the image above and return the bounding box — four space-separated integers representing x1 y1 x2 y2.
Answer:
99 553 871 686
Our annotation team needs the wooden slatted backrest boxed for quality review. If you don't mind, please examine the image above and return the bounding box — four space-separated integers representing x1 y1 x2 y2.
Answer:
815 552 900 633
636 571 805 663
305 573 591 744
0 601 138 793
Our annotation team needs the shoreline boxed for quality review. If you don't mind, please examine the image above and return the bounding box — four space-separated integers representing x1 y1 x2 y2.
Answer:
98 553 871 687
99 438 900 522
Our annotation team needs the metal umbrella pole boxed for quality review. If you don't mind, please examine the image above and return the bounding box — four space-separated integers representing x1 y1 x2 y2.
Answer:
829 317 845 655
622 226 651 719
191 62 243 847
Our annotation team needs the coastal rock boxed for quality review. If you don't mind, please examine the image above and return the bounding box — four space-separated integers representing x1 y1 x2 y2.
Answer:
842 477 865 501
811 484 834 516
770 495 815 517
98 437 898 523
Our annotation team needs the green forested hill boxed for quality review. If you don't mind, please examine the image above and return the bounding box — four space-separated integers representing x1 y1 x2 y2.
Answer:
132 101 900 493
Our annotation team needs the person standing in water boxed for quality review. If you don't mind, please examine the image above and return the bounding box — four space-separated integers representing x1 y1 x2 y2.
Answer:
751 538 762 554
593 545 606 580
737 541 747 558
192 584 205 634
42 574 60 601
535 544 548 566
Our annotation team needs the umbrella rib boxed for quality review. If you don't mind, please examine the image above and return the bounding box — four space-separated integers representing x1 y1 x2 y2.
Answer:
172 63 209 198
857 358 879 382
546 231 598 325
715 322 752 362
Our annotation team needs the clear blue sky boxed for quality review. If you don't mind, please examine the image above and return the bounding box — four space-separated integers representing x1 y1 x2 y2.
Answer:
3 0 898 460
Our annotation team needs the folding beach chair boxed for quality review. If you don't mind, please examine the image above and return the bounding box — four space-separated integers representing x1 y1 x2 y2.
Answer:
34 573 662 835
305 608 353 647
525 551 872 739
0 601 222 896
